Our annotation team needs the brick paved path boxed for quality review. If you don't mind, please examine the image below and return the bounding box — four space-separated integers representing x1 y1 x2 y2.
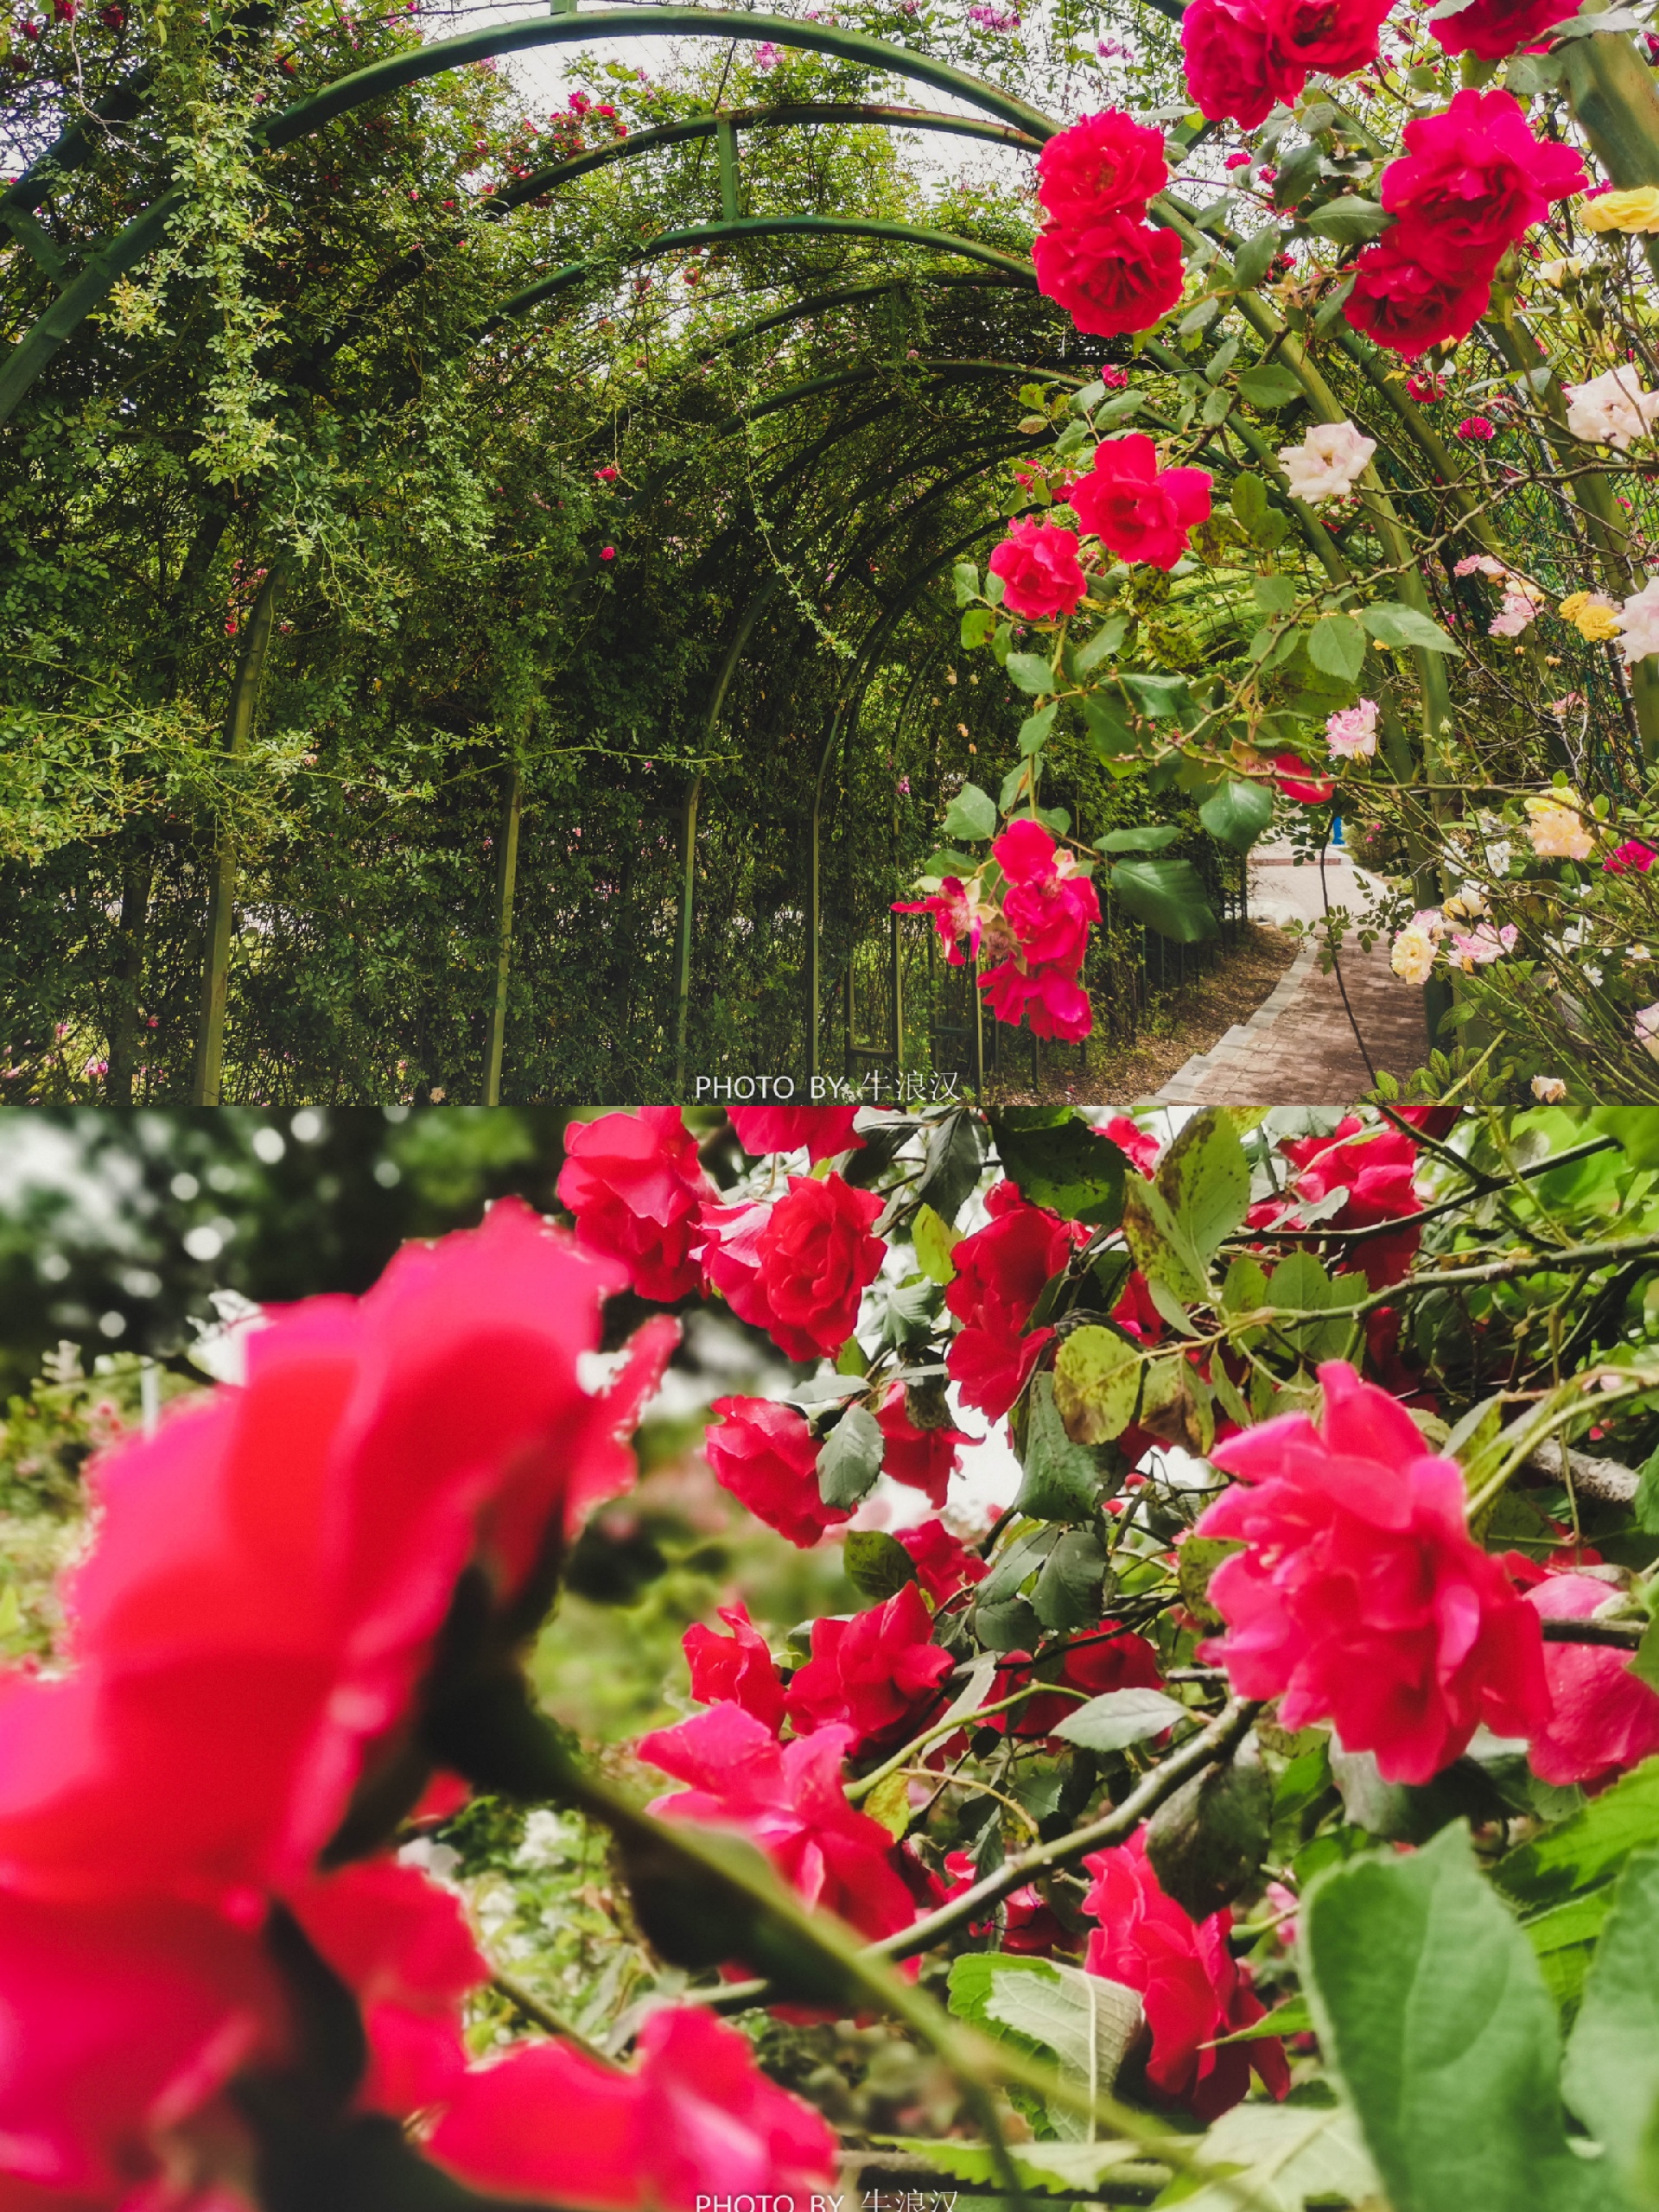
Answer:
1156 846 1429 1106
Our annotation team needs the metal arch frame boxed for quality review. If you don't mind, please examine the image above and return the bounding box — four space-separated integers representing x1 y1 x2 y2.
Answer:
1 7 1059 423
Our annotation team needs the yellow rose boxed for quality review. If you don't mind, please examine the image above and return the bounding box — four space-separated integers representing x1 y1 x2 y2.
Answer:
1525 792 1595 861
1558 591 1623 641
1580 187 1659 234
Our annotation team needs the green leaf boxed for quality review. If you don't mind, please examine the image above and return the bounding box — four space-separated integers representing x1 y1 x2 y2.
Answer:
1231 474 1269 536
1590 1109 1659 1172
1179 1534 1242 1629
914 1107 984 1224
1019 702 1059 756
911 1201 958 1286
1161 2105 1380 2212
1493 1756 1659 1912
1301 195 1390 243
1096 823 1183 852
1160 1107 1251 1264
1198 778 1275 853
942 781 997 842
983 1957 1144 2138
1072 614 1128 677
1634 1445 1659 1536
954 560 981 606
1237 362 1304 410
1361 600 1462 656
1230 225 1283 292
1083 688 1138 760
861 1769 913 1841
842 1529 918 1605
1052 1324 1142 1443
1119 669 1194 723
872 2136 1157 2196
1109 857 1219 944
1033 1525 1109 1630
1308 611 1366 682
1122 1173 1210 1305
1016 1372 1111 1520
961 605 996 648
817 1404 885 1509
989 1108 1127 1225
1253 573 1297 615
1304 1825 1605 2212
1006 651 1057 696
1054 1685 1187 1753
1562 1845 1659 2198
1211 1994 1314 2044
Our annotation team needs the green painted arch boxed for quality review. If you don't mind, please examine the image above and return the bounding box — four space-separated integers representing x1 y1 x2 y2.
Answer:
2 9 1059 423
486 214 1034 332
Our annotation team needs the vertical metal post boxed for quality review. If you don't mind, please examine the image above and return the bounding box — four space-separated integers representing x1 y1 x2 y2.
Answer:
674 773 702 1094
889 908 904 1081
481 761 522 1106
192 566 282 1107
715 118 741 221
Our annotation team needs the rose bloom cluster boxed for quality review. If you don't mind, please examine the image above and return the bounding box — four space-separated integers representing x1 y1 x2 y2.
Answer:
898 817 1103 1042
986 432 1212 623
0 1199 840 2211
1347 91 1586 360
1030 109 1184 339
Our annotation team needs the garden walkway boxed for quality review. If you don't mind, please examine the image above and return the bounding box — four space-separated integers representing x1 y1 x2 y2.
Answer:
1154 843 1429 1105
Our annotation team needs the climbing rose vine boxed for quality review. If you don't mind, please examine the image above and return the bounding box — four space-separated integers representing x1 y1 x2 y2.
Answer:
11 1100 1659 2207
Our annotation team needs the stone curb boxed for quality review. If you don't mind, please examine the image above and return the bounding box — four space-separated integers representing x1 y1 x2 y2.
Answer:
1153 937 1321 1106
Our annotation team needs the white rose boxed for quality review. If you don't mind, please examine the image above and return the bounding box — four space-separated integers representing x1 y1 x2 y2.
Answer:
1616 579 1659 666
1390 925 1436 985
1278 420 1377 505
1564 366 1659 452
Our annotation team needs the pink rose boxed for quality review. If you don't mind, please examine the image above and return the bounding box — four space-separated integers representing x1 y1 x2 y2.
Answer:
988 518 1089 620
1197 1362 1553 1783
1344 234 1493 359
1082 1832 1290 2120
1180 0 1284 129
1522 1572 1659 1788
944 1183 1075 1417
728 1105 864 1160
1380 90 1586 279
1433 0 1579 60
1069 432 1212 570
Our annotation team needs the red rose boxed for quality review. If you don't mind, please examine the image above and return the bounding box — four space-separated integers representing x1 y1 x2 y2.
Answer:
1035 108 1168 226
1069 432 1212 570
1262 0 1393 83
1033 213 1185 338
1247 1114 1422 1289
683 1600 787 1732
998 1628 1163 1738
1198 1362 1552 1783
894 1518 989 1604
874 1382 970 1509
557 1105 714 1300
728 1105 864 1160
945 1185 1076 1418
893 874 979 963
702 1173 886 1363
1432 0 1578 59
1606 840 1658 874
1522 1573 1659 1788
702 1395 849 1548
1379 89 1586 280
988 518 1088 620
978 958 1095 1042
0 1200 675 1904
785 1580 954 1749
1344 234 1492 359
1101 1113 1161 1176
1082 1833 1290 2120
426 2005 839 2211
1270 753 1334 804
1179 0 1284 129
993 817 1100 967
638 1703 918 1941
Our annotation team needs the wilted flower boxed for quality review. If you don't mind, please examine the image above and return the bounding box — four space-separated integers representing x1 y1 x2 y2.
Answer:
1531 1075 1567 1103
1490 588 1541 638
1277 419 1376 504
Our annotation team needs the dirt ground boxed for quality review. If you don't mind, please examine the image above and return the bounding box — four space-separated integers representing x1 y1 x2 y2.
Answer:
986 924 1301 1107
